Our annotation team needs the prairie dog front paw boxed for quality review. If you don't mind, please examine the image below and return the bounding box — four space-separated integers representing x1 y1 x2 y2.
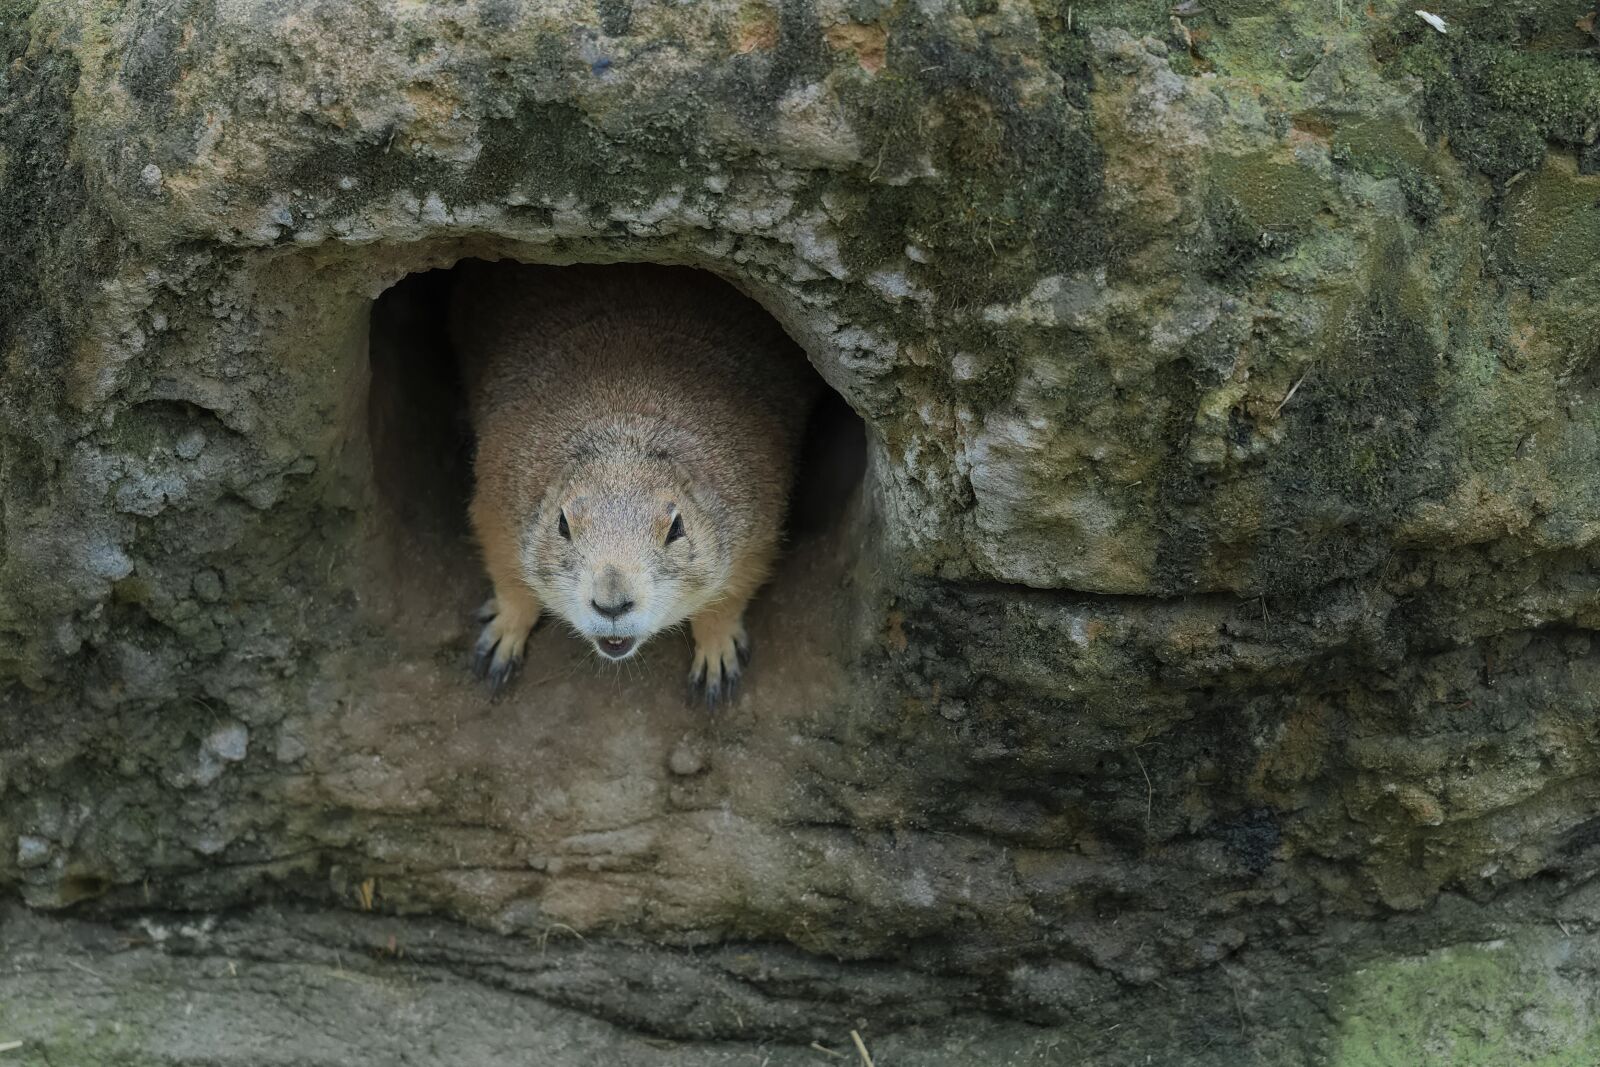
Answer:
689 614 750 708
473 595 541 693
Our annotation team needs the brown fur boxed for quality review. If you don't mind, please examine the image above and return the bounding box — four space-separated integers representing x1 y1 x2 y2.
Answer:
450 261 819 700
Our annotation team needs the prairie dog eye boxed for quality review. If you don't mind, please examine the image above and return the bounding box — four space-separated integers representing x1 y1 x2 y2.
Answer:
665 514 685 545
558 511 571 540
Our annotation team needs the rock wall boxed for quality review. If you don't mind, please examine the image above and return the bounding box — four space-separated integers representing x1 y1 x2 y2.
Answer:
2 0 1598 1061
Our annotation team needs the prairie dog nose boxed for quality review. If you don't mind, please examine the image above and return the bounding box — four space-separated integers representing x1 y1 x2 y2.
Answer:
591 597 635 619
592 565 636 619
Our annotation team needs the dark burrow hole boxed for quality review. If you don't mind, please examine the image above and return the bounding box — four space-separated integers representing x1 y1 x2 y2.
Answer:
365 260 869 684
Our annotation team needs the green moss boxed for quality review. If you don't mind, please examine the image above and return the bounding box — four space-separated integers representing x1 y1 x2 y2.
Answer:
1398 17 1600 181
1333 941 1600 1066
596 0 632 36
1202 153 1332 274
1204 11 1304 76
1330 116 1438 179
0 1021 166 1067
836 8 1105 304
469 98 691 206
716 0 828 123
1413 0 1600 48
1206 0 1284 16
1214 153 1333 230
275 31 706 218
0 0 37 59
0 0 115 687
0 0 88 366
1251 245 1447 591
1449 112 1549 183
1028 0 1094 106
1475 49 1600 146
1399 166 1446 224
1500 161 1600 282
1038 0 1172 38
1147 356 1211 590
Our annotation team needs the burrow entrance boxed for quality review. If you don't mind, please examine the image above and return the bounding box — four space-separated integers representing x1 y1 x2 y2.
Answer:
364 260 869 703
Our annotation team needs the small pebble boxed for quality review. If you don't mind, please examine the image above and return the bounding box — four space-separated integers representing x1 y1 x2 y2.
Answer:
86 544 134 581
175 428 207 460
16 835 51 869
668 740 706 777
204 722 250 763
192 569 223 603
274 729 308 764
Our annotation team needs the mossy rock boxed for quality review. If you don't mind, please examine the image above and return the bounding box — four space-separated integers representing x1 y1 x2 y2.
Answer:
1501 159 1600 282
1334 938 1600 1066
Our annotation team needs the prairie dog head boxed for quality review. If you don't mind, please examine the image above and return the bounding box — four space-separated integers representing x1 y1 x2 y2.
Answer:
523 457 728 660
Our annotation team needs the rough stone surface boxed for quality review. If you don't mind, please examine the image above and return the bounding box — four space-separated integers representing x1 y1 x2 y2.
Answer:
2 0 1598 1061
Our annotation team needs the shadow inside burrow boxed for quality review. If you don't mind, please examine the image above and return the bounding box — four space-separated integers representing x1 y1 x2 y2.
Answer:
360 259 869 723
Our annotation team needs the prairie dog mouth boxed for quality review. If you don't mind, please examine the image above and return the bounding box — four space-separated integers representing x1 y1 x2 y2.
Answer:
596 636 637 659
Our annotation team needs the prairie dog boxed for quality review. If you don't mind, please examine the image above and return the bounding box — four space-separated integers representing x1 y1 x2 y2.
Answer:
450 262 820 703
